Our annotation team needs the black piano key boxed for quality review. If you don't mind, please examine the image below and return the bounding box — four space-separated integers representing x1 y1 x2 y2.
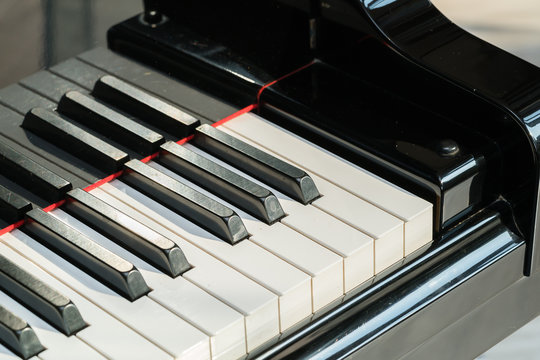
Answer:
0 140 72 203
65 189 191 277
0 253 86 336
0 105 101 186
193 124 320 204
0 185 32 223
93 75 200 138
123 160 249 244
23 209 151 301
57 91 164 155
159 141 285 224
78 48 239 123
0 174 49 212
0 305 44 359
23 108 130 173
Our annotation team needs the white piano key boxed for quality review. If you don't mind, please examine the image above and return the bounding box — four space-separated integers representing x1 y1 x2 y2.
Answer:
0 240 171 360
279 205 373 292
249 222 343 311
151 280 245 360
49 208 246 360
0 344 21 360
185 258 276 353
311 174 403 273
185 143 375 291
91 185 280 352
148 162 344 311
1 230 210 359
222 113 433 255
214 127 405 273
0 290 104 360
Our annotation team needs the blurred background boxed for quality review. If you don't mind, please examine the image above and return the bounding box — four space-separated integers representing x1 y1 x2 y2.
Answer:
0 0 141 87
433 0 540 67
0 0 540 358
1 0 539 86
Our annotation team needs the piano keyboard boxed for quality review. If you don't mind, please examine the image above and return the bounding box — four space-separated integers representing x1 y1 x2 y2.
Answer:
0 49 432 360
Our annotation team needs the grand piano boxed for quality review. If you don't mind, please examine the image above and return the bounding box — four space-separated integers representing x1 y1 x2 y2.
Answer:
0 0 539 359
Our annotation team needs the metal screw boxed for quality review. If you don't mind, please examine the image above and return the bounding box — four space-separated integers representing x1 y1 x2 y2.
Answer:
437 139 460 157
142 10 163 26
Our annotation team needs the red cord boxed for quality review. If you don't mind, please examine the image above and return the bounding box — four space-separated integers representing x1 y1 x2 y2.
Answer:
256 61 315 104
0 220 24 236
212 104 258 128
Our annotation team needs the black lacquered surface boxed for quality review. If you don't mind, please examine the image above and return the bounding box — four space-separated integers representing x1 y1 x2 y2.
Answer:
194 124 319 205
23 208 150 301
123 160 249 244
349 0 540 274
109 1 314 106
0 253 86 336
65 188 191 277
261 57 491 233
0 305 44 360
159 141 285 224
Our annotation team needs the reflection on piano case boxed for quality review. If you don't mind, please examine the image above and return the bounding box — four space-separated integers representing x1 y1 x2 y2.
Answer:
0 0 539 359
